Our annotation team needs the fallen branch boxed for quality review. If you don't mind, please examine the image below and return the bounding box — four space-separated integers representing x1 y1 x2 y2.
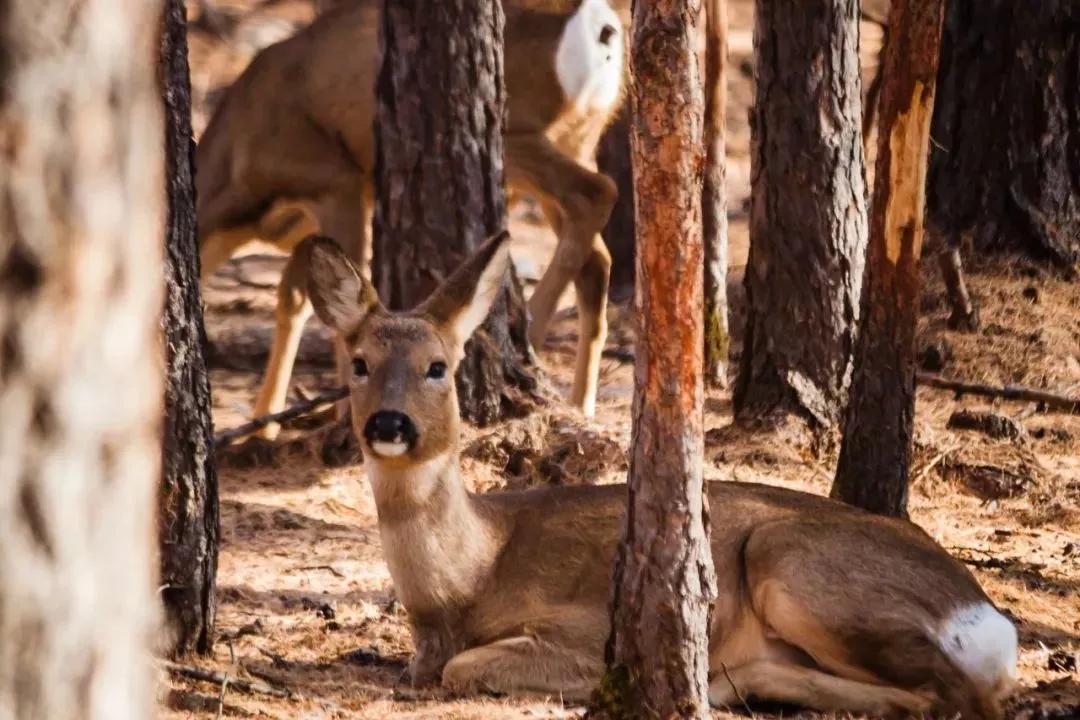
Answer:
160 660 291 698
917 373 1080 414
214 387 349 447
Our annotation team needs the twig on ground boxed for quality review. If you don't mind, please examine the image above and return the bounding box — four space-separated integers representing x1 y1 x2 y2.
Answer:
916 373 1080 413
214 387 349 447
720 661 752 715
911 443 959 485
160 660 291 698
295 564 346 578
216 673 229 720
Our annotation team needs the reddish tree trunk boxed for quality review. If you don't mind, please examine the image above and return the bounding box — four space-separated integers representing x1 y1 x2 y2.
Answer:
832 0 946 517
601 0 717 717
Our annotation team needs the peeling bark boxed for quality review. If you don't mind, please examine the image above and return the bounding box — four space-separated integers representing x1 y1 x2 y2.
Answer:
372 0 537 425
0 0 164 714
735 0 868 427
832 0 945 518
601 0 717 716
159 0 220 657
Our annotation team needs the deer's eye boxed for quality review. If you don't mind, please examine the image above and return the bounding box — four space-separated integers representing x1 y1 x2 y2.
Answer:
426 361 448 380
352 358 369 378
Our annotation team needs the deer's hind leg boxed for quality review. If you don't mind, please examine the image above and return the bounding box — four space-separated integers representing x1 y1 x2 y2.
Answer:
505 134 616 417
441 635 603 702
708 660 931 717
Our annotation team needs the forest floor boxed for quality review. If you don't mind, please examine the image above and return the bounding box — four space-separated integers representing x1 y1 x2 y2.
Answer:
166 1 1080 717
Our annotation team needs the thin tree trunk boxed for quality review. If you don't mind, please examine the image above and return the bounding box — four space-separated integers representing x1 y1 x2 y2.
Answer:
159 0 220 657
372 0 537 426
832 0 945 518
0 0 164 716
734 0 868 427
601 1 717 717
927 0 1080 269
702 0 729 389
597 109 635 303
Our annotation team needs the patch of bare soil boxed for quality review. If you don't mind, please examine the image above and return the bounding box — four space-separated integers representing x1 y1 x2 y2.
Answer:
168 1 1079 717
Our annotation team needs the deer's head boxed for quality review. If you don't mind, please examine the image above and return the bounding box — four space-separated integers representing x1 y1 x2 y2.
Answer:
305 232 510 466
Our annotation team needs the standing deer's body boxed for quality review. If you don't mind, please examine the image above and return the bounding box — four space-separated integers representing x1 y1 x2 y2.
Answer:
305 232 1018 718
196 0 628 433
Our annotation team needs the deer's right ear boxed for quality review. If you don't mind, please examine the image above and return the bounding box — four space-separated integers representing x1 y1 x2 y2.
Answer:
304 236 381 333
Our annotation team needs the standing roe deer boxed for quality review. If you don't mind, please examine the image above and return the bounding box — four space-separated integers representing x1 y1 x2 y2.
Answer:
302 230 1018 718
196 0 629 436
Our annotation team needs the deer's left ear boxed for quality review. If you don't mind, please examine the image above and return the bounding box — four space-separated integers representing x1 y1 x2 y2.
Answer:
419 230 511 355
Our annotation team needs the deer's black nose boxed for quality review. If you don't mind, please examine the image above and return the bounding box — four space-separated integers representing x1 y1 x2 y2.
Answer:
364 411 418 448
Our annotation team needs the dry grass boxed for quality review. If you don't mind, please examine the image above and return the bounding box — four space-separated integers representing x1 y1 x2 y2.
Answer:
168 1 1080 717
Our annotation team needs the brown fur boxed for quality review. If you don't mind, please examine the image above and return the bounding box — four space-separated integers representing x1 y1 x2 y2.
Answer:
197 0 630 435
303 234 1015 718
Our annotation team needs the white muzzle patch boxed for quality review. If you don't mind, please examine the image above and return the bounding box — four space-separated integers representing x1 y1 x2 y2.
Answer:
371 441 409 458
555 0 624 112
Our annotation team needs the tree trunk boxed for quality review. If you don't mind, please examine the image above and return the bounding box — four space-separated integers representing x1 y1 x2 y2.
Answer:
597 109 636 303
0 0 164 716
734 0 868 427
159 0 220 657
831 0 945 518
600 1 717 717
372 0 537 426
927 0 1080 269
702 0 729 389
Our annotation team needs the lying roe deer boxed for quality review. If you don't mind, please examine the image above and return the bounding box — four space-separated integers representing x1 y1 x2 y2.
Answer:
304 231 1018 718
196 0 629 436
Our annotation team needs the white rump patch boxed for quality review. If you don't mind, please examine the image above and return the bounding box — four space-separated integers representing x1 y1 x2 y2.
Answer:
936 603 1018 691
371 441 409 458
555 0 624 112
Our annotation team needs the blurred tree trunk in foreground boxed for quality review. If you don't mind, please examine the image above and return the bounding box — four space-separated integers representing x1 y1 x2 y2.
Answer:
373 0 537 425
159 0 220 657
599 0 717 717
702 0 730 388
832 0 946 518
0 0 164 716
735 0 868 428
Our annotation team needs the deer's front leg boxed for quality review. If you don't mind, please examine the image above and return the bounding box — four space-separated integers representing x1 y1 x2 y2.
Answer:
441 635 603 702
405 623 457 687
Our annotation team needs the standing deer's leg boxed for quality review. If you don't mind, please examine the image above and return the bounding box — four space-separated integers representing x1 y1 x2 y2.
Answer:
251 246 315 438
199 225 256 281
505 134 616 416
570 235 611 415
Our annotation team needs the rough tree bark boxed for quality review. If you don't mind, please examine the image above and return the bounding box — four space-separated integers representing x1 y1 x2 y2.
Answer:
832 0 945 518
702 0 729 388
927 0 1080 270
597 110 636 303
372 0 537 426
159 0 220 657
734 0 868 427
0 0 164 716
600 0 717 717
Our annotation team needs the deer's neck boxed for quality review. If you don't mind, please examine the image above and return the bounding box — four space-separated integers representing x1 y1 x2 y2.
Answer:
366 453 503 617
